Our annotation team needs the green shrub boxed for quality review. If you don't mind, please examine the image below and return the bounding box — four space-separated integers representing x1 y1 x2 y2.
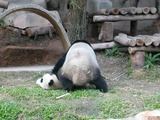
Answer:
145 52 160 69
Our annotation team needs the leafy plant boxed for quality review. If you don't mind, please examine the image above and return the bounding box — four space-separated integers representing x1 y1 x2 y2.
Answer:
144 52 160 69
105 44 125 57
0 19 6 27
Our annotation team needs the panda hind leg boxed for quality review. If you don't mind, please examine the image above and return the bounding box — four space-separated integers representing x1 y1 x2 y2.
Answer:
91 70 108 93
58 75 74 92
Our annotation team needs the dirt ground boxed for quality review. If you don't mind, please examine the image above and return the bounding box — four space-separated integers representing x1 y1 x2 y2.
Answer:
0 27 63 66
0 26 160 94
1 52 160 96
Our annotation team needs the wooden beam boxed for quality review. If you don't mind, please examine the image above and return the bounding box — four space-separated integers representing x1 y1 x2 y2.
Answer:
128 46 160 54
91 42 115 50
93 14 159 22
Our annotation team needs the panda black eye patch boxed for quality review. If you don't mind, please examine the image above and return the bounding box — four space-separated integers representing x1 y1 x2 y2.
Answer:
48 79 54 86
40 78 43 83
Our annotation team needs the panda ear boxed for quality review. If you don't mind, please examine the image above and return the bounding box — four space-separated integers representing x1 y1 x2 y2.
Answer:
48 79 54 86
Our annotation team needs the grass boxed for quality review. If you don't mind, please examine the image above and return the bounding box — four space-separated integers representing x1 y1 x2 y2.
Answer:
0 85 160 119
0 100 23 120
98 98 131 119
144 94 160 110
0 66 160 119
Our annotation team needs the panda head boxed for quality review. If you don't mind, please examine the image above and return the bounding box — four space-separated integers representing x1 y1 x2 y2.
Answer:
36 73 61 90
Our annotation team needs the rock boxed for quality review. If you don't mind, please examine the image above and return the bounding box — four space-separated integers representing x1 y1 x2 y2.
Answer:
4 0 49 28
107 110 160 120
8 0 47 8
87 0 112 14
135 110 160 120
12 11 61 29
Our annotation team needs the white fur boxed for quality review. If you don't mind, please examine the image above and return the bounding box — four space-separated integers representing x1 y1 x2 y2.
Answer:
36 73 61 89
61 42 99 86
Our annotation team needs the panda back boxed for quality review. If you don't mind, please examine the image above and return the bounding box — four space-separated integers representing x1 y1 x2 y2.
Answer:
61 42 99 85
65 42 98 68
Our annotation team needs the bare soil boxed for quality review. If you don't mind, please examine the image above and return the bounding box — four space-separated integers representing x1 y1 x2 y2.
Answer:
0 27 63 66
0 27 160 95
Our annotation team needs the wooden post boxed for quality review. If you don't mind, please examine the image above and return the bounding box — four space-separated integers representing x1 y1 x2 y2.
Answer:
0 0 9 9
98 22 113 42
130 51 145 69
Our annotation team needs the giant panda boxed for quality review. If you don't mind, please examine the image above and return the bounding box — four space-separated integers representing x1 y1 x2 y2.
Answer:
36 40 108 92
36 73 95 90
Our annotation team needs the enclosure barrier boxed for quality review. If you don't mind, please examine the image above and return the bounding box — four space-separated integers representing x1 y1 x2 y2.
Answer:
0 4 71 51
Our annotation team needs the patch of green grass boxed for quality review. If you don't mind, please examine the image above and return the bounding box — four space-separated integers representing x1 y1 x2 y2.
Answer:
0 86 67 100
105 44 125 57
67 89 102 99
0 100 23 120
23 103 70 120
135 66 160 82
60 112 94 120
98 98 131 119
0 79 160 119
144 94 160 110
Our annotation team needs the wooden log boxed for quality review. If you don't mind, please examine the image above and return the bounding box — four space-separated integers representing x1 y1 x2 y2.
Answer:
88 9 110 17
110 8 119 15
153 34 160 46
0 0 9 9
119 8 127 15
114 33 136 46
142 7 150 15
128 7 137 15
93 14 158 22
136 39 145 46
24 26 54 39
115 33 160 47
128 35 146 46
130 51 145 69
150 7 157 14
136 35 154 46
128 46 160 54
91 42 115 50
138 35 160 46
98 22 113 42
136 7 143 14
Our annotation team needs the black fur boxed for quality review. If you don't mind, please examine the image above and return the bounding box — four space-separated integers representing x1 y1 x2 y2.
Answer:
52 40 108 92
48 80 54 86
